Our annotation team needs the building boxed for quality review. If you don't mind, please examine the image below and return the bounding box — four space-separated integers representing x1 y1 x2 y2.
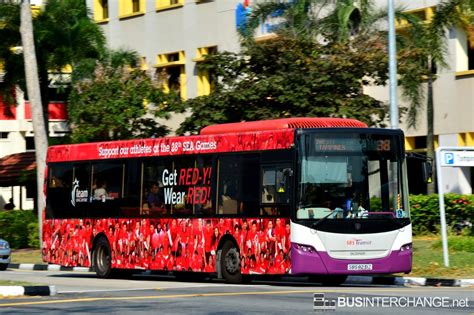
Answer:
85 0 472 194
0 0 472 199
369 0 474 194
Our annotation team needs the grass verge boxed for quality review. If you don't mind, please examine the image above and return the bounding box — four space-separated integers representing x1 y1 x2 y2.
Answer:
402 236 474 279
10 248 43 264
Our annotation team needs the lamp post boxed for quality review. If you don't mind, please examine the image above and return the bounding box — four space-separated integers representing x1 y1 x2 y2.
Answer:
388 0 398 129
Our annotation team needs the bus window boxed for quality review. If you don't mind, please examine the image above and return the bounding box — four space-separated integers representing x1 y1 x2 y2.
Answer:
261 165 292 216
89 162 124 218
120 160 141 217
218 154 259 216
194 156 215 216
143 158 172 216
172 157 197 216
46 164 73 218
91 162 124 202
71 163 91 217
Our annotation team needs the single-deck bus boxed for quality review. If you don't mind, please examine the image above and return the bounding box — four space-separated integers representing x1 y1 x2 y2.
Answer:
43 117 412 284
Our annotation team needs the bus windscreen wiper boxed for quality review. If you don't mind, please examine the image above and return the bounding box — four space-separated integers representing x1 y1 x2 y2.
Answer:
311 208 343 229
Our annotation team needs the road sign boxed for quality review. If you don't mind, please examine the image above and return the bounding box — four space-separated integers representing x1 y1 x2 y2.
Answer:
436 146 474 267
441 151 474 167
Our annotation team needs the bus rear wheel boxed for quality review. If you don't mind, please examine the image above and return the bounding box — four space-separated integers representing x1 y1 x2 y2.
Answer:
221 241 242 284
93 237 112 278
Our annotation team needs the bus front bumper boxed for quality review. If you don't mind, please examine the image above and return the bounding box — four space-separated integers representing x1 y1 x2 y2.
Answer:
290 243 412 275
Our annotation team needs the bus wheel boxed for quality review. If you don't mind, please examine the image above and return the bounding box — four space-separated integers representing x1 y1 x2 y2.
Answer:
221 241 242 284
93 237 112 278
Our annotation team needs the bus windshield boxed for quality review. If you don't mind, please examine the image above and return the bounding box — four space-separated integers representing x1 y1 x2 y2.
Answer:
297 132 408 221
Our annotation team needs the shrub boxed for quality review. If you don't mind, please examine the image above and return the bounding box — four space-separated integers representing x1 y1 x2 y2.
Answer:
410 194 474 235
0 210 39 249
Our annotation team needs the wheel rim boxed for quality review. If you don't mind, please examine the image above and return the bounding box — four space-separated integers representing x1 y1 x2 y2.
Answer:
96 244 110 274
224 248 240 274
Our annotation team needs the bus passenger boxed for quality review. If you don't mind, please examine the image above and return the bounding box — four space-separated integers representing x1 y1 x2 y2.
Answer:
147 183 166 215
94 180 108 201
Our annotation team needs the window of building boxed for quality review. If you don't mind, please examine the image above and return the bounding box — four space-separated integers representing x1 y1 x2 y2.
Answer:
455 27 474 75
94 0 109 22
0 132 8 139
26 137 35 151
155 51 186 99
194 46 217 96
156 0 183 11
119 0 145 19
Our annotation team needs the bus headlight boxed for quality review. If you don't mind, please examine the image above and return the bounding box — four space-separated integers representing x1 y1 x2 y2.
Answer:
294 243 316 253
400 243 412 252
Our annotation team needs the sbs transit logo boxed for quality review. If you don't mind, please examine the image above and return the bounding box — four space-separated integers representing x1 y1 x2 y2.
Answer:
346 238 372 246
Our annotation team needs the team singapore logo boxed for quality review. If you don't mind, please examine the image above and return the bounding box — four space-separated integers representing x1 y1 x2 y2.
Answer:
71 178 88 207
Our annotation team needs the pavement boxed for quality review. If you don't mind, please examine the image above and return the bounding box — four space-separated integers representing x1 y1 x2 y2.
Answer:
2 262 473 297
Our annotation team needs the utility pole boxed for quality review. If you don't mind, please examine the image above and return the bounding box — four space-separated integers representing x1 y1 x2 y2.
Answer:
388 0 398 129
20 0 48 248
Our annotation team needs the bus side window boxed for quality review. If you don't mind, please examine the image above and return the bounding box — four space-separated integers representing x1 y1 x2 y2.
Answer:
142 158 172 217
217 154 259 216
260 164 292 216
47 164 73 219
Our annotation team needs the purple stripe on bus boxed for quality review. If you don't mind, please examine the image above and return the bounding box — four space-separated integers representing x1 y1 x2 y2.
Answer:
290 243 412 275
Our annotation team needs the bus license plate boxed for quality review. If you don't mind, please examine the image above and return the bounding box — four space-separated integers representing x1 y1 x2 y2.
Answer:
347 264 373 271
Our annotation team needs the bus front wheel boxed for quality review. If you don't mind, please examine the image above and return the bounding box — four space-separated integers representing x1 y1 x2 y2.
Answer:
93 237 112 278
221 241 242 284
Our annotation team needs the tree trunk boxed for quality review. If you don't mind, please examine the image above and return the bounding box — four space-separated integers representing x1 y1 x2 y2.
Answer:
20 0 48 248
426 61 436 195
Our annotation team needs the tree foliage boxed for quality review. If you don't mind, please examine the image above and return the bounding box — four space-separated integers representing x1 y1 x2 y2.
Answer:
396 0 474 128
177 33 389 134
0 0 105 132
68 51 176 142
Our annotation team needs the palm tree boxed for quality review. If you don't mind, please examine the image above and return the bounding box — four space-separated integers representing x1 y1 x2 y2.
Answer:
0 0 106 134
19 0 47 248
397 0 474 194
242 0 387 43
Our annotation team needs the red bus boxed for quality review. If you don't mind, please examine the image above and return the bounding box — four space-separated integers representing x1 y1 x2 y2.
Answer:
43 117 412 284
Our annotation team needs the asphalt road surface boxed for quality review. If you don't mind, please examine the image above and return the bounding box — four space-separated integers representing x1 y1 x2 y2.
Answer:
0 269 472 314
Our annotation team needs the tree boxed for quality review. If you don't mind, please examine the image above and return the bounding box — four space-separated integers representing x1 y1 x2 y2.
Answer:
176 0 390 134
396 0 474 194
0 0 105 134
19 0 47 247
68 50 176 142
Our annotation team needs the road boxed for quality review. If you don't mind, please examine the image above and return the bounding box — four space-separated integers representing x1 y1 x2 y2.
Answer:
0 269 472 314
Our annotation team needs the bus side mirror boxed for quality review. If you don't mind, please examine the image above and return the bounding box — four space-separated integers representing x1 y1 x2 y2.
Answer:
422 161 433 183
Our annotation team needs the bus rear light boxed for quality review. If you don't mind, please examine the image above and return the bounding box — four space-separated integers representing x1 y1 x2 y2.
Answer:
295 243 316 253
400 243 412 252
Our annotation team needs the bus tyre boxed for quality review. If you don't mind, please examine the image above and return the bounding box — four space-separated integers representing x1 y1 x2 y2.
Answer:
221 241 242 284
93 237 112 278
0 264 7 271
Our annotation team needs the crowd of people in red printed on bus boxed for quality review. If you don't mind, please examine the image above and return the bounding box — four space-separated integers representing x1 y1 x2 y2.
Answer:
42 217 292 274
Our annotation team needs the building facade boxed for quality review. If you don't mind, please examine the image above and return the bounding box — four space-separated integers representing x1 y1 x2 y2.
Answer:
86 0 472 194
0 0 472 204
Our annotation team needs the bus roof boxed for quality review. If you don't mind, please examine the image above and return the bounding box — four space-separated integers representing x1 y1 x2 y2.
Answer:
46 117 367 163
200 117 367 135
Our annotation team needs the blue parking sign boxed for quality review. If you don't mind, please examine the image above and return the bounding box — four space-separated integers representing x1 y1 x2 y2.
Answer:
444 152 454 165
